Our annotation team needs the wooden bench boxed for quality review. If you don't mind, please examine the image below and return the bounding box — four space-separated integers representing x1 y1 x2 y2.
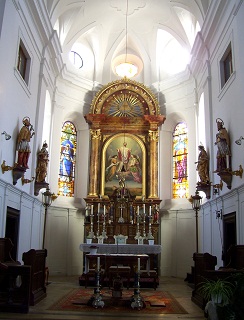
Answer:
0 238 31 313
22 249 47 305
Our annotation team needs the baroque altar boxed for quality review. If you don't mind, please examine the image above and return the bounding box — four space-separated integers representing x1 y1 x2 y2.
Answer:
81 79 165 282
83 78 165 245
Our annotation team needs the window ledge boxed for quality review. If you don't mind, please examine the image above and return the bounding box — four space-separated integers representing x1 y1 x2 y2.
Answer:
14 68 31 97
218 71 236 101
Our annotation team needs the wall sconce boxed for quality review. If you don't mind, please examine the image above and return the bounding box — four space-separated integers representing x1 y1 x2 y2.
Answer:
216 209 222 219
212 180 223 196
1 131 11 140
216 165 243 190
22 176 35 185
231 165 243 178
235 136 244 145
1 160 14 173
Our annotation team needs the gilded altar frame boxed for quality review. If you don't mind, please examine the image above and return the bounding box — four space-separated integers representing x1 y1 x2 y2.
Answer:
84 78 166 200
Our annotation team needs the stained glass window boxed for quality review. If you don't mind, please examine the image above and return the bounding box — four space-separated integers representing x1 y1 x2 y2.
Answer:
58 121 77 197
172 122 189 199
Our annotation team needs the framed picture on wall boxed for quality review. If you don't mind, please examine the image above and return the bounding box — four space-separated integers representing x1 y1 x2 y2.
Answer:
101 133 146 197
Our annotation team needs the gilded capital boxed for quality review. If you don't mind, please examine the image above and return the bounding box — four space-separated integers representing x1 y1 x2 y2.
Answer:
148 130 159 142
90 129 101 140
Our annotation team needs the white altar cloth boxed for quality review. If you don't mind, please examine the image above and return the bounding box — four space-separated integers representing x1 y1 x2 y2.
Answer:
79 243 162 255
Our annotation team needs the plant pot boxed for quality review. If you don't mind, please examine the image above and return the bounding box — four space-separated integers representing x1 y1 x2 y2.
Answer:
148 240 154 245
86 238 92 244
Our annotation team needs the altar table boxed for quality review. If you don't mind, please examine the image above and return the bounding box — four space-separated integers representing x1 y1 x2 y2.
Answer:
79 243 162 255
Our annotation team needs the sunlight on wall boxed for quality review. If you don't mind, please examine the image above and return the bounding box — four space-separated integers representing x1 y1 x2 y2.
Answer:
42 91 52 145
156 29 191 75
198 93 206 147
174 6 200 48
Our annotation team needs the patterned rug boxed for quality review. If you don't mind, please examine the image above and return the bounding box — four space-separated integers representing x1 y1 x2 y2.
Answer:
48 288 188 314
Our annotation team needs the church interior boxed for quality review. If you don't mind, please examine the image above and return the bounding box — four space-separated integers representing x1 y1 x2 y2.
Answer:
0 0 244 318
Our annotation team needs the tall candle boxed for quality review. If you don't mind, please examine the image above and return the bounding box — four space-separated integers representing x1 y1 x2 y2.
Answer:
138 257 140 271
143 204 145 214
137 206 139 215
104 205 106 215
97 256 100 270
91 204 94 216
149 206 152 216
98 202 100 214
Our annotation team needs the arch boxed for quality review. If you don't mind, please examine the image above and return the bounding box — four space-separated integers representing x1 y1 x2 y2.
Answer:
90 78 160 116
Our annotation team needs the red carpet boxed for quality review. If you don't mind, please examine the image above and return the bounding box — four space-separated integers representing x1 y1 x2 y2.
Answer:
48 288 188 314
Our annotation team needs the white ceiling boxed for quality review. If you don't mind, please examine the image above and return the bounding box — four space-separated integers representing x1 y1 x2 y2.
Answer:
45 0 210 85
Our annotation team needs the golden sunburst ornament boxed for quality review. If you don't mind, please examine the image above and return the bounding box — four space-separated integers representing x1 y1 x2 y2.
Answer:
105 92 144 117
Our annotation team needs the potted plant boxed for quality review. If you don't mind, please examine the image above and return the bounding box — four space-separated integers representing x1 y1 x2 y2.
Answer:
199 278 235 306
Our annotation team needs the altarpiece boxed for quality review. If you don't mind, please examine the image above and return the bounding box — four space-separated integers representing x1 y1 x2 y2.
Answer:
84 78 166 245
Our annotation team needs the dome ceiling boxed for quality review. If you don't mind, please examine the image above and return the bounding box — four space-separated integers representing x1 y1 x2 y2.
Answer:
45 0 210 85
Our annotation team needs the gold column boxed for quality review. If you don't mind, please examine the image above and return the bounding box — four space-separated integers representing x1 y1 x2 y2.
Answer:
88 129 101 197
148 130 159 199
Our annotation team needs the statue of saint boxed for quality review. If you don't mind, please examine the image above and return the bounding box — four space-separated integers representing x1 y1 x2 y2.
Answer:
214 118 231 172
16 117 35 168
36 141 49 183
195 145 209 183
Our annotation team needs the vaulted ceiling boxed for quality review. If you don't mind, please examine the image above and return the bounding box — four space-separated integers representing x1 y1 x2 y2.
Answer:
44 0 211 86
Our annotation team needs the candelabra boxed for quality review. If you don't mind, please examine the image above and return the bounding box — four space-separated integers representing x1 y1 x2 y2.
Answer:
142 205 146 238
99 205 107 242
131 258 144 310
87 204 95 239
147 209 154 241
91 257 104 308
134 206 141 240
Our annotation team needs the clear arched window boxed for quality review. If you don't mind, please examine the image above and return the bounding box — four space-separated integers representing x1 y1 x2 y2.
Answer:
58 121 77 197
172 122 189 199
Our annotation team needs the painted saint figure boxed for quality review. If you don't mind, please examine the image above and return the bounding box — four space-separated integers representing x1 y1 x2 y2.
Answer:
214 118 231 172
105 155 119 182
117 142 131 171
128 154 142 183
60 140 74 177
195 145 209 183
16 116 35 168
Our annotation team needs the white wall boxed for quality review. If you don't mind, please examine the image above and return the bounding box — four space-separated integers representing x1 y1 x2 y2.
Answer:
0 178 43 261
45 206 84 276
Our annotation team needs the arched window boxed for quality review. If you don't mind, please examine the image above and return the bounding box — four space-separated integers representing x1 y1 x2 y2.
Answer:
58 121 77 197
172 122 189 199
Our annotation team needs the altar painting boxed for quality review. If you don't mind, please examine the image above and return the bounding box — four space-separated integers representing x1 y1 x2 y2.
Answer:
102 135 144 197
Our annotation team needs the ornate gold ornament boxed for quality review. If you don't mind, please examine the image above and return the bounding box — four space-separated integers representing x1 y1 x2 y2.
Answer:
90 78 160 116
90 129 101 140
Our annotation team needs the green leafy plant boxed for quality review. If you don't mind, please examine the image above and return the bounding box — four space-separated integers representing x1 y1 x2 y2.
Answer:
199 278 235 306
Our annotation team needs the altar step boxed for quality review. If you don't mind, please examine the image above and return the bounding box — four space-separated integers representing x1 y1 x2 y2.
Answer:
79 273 159 290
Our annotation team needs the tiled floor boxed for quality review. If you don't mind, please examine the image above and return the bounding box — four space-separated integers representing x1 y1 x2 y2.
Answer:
0 276 206 319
